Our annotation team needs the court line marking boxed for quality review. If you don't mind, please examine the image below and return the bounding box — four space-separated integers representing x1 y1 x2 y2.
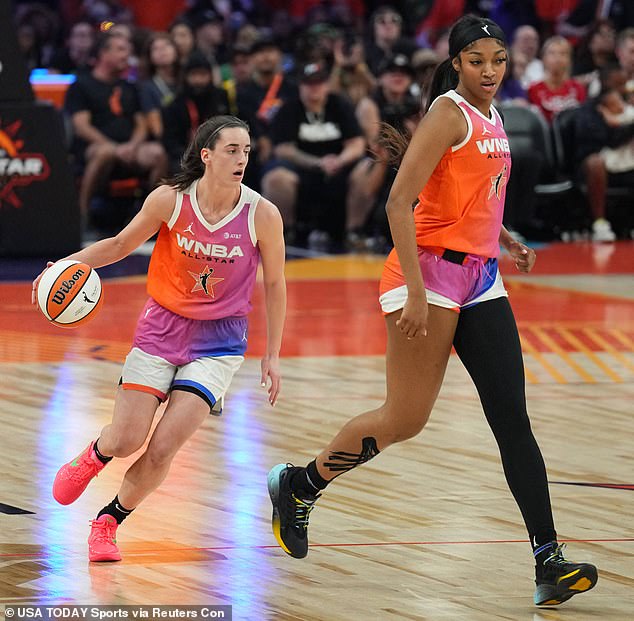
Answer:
1 538 632 558
559 327 623 382
583 327 634 374
531 327 596 383
520 333 566 383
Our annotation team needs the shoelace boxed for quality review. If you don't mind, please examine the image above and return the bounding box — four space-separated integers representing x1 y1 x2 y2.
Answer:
89 519 117 544
69 454 100 483
291 494 318 530
544 543 569 567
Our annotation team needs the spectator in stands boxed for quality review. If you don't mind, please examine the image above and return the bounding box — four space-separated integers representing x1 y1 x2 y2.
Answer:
497 49 529 105
615 28 634 103
416 0 466 49
329 31 376 108
16 1 59 68
162 51 230 174
267 8 295 50
504 46 548 238
81 0 133 27
234 23 260 52
512 25 544 88
17 22 41 72
572 19 617 93
301 22 341 64
489 0 538 40
169 19 196 67
193 9 228 68
364 5 417 76
64 31 167 232
347 54 421 250
138 32 180 139
534 0 582 38
262 63 365 249
528 36 586 123
48 21 95 75
411 48 440 110
602 0 634 33
356 54 419 145
237 36 298 179
433 28 451 60
597 86 634 172
573 65 634 241
106 22 141 83
223 44 254 116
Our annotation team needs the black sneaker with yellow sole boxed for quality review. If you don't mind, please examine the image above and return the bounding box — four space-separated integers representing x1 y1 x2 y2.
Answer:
267 463 319 559
534 543 598 606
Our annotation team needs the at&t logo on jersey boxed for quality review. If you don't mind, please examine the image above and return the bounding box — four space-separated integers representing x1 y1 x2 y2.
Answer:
0 119 50 208
176 233 244 262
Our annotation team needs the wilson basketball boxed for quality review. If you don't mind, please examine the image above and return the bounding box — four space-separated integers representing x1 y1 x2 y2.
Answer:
37 260 103 327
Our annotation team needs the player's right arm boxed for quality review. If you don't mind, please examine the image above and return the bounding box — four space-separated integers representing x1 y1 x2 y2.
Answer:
31 185 176 303
385 97 466 338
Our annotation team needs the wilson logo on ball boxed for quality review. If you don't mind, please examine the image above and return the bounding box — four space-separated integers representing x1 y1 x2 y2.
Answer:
51 268 86 305
37 260 103 328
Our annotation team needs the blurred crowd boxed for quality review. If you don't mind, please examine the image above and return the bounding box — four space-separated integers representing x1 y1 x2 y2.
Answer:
13 0 634 247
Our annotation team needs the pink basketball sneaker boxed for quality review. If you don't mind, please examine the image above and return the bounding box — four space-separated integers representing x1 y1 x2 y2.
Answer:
53 441 107 505
88 514 121 562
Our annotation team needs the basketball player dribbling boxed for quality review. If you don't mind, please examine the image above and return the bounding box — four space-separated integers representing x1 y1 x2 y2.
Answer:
31 116 286 562
267 16 598 607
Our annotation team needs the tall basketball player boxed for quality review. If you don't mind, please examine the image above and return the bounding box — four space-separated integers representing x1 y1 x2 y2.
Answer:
32 116 286 562
266 15 598 607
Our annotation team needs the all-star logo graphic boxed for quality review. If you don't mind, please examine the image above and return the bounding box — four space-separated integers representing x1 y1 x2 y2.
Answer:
188 265 224 297
488 163 508 200
0 119 50 208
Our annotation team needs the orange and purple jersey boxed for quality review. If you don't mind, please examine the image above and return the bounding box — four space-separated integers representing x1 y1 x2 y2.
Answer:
414 90 511 259
147 180 261 320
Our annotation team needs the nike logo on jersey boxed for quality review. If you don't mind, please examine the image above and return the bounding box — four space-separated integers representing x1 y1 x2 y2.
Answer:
481 123 492 136
183 223 194 235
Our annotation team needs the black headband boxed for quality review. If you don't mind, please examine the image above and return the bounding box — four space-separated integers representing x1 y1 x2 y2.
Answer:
449 21 506 59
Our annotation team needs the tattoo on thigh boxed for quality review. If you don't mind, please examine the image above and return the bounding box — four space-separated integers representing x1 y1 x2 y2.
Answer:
324 436 380 473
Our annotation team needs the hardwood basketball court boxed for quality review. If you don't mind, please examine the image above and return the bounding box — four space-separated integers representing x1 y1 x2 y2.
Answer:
1 241 633 620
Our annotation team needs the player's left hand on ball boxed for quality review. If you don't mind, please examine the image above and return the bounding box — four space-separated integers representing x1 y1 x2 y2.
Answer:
31 261 54 305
